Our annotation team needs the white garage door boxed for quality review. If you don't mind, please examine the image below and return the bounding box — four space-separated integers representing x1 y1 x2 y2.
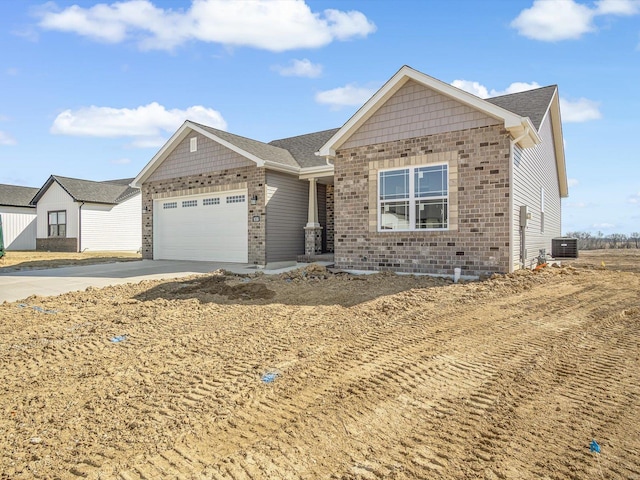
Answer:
153 189 248 262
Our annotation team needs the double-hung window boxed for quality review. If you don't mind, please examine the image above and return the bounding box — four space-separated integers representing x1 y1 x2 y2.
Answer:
48 210 66 237
379 164 448 231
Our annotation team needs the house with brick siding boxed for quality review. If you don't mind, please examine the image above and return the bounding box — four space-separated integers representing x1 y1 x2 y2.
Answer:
133 65 567 276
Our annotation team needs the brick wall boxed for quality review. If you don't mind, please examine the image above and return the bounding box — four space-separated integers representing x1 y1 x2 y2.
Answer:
36 237 77 252
334 124 512 277
141 166 267 264
326 184 335 253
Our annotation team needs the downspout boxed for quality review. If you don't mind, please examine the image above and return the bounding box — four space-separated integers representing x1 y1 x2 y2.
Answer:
509 127 530 272
78 202 84 253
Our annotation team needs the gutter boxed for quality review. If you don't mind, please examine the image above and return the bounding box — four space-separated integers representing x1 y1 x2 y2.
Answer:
509 127 530 273
78 202 84 253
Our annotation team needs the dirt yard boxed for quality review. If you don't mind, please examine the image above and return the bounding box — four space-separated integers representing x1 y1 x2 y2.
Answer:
0 251 639 479
0 251 141 272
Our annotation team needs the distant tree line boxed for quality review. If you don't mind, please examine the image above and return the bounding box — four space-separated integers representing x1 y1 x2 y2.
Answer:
565 231 640 250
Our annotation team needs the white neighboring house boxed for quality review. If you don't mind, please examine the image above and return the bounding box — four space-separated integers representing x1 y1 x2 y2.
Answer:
0 184 38 250
31 176 141 252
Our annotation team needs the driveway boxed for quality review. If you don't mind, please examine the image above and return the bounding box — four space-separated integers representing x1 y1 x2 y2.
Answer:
0 260 283 303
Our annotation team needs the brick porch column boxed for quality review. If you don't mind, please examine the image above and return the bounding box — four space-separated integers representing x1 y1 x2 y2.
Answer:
304 178 323 255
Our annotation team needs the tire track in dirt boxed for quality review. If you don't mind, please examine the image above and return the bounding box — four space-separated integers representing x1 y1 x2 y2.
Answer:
110 272 623 479
111 297 504 478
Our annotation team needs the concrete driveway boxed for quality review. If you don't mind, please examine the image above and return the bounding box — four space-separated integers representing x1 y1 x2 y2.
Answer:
0 260 275 303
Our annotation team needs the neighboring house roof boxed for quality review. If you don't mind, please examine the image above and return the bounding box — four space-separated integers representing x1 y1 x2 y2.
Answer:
485 85 557 130
269 128 341 169
0 184 38 208
31 175 140 205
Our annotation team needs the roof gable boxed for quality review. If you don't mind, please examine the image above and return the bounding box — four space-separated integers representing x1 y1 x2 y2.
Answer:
318 65 541 157
0 184 38 208
133 121 299 187
31 175 140 205
339 80 501 151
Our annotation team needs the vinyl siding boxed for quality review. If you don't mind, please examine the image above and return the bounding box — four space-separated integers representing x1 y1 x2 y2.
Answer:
80 194 142 251
0 206 36 250
36 182 78 238
148 132 254 182
341 80 501 150
512 113 561 270
265 171 308 263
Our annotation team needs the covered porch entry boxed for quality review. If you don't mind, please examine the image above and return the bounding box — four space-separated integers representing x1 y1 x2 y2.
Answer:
297 173 334 263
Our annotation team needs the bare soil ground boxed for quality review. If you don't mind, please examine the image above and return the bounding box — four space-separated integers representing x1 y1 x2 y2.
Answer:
1 251 639 479
0 251 141 273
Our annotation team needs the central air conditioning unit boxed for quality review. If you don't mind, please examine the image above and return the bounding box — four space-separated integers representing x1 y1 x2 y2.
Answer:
552 237 578 259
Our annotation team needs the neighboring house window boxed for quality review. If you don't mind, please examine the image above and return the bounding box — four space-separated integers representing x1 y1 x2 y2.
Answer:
379 164 448 231
163 202 177 209
226 195 246 204
190 137 197 152
203 198 220 206
540 187 545 233
48 210 66 237
182 200 197 208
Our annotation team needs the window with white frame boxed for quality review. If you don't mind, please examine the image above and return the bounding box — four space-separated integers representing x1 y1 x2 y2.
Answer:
189 137 197 153
379 164 448 231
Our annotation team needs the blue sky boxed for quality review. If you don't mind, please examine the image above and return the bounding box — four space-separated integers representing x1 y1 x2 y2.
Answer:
1 0 639 235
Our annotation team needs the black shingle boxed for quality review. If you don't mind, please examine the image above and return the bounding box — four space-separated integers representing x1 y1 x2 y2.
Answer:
0 184 39 208
485 85 557 130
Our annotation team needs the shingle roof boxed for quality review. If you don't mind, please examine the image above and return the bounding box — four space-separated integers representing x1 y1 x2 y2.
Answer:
31 176 140 205
0 184 38 208
485 85 557 130
269 128 341 168
192 121 299 168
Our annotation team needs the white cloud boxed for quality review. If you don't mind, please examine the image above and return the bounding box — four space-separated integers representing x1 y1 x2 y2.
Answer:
36 0 376 52
51 102 227 148
567 178 580 187
596 0 640 15
511 0 594 41
559 97 602 122
0 131 17 146
315 83 377 109
511 0 640 41
451 80 489 99
593 222 616 229
6 67 19 76
452 79 541 99
273 59 322 78
110 157 132 165
628 192 640 204
566 201 587 208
